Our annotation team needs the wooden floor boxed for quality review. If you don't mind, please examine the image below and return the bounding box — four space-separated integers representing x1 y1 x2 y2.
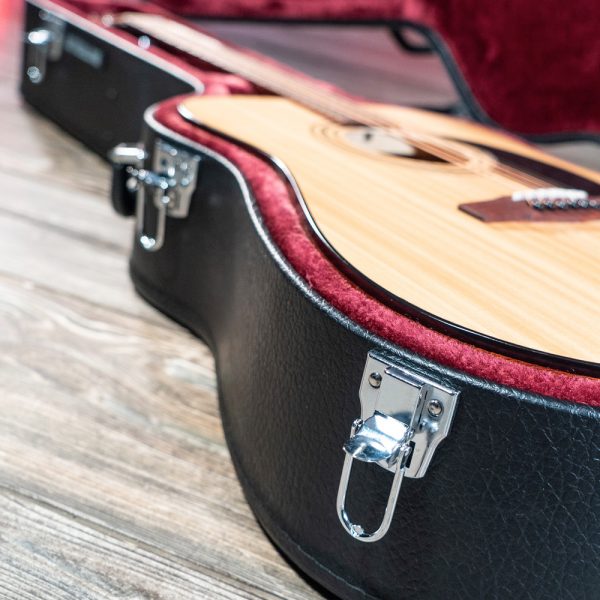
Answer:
1 0 599 598
0 3 331 598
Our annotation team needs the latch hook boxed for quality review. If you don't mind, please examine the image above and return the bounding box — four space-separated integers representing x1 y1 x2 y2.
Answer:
336 353 459 543
133 169 174 252
337 415 412 542
109 140 200 252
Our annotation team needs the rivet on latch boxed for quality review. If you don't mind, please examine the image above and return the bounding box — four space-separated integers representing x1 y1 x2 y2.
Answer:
427 399 444 418
368 372 382 388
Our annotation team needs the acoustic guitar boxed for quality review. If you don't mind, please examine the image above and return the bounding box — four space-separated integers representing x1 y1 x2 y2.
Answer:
108 12 600 600
114 12 599 373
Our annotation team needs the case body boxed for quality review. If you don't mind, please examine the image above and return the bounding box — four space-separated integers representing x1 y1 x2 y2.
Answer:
114 100 600 600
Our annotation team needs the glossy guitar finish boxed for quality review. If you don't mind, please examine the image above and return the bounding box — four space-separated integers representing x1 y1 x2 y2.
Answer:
179 95 600 370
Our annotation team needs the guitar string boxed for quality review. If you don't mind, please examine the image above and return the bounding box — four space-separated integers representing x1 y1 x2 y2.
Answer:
116 14 554 191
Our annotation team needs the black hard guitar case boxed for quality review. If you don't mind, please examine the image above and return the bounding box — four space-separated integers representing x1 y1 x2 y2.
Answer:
109 98 600 600
19 1 600 598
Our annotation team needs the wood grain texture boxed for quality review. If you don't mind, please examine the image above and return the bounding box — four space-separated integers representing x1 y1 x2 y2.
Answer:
181 95 600 364
0 2 327 597
0 276 322 600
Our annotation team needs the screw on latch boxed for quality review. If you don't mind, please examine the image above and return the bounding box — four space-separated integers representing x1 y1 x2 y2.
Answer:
368 372 382 388
427 399 444 418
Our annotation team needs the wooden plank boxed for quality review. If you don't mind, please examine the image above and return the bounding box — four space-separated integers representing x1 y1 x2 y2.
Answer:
0 275 322 599
0 83 110 195
0 488 274 600
0 166 174 325
0 209 165 324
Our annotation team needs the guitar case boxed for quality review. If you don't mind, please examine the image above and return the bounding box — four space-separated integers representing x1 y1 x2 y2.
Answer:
107 95 600 599
19 1 600 598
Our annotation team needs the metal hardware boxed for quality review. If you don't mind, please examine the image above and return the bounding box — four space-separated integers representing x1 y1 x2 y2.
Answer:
368 371 382 388
110 143 147 167
337 352 459 542
109 141 200 251
427 398 444 418
512 187 599 210
25 12 65 84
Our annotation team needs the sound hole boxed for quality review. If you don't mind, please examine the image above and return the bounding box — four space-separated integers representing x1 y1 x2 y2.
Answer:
344 127 445 162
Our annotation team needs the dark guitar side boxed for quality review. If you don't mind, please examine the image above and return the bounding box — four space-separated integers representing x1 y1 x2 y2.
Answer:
122 106 600 600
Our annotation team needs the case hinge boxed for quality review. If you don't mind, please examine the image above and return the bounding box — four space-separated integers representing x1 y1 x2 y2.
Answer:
337 352 459 542
109 141 200 252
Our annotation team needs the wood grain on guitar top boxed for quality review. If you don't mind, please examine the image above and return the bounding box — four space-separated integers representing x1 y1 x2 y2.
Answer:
181 95 600 364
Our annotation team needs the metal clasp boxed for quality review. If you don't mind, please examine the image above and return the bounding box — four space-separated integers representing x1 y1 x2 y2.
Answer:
109 141 200 252
337 352 459 542
25 12 65 84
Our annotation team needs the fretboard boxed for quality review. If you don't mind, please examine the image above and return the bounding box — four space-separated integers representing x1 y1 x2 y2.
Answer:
115 12 384 127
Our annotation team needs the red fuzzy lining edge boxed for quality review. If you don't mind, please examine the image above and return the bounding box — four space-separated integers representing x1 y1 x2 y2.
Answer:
154 97 600 408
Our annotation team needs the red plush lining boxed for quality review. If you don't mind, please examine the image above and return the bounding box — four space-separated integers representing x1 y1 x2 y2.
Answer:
154 96 600 407
155 0 600 139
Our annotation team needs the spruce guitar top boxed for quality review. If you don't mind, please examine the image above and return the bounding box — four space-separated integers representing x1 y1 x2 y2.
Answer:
113 12 600 371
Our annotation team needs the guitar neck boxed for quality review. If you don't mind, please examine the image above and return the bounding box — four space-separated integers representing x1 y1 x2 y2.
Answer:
114 12 378 126
113 13 560 194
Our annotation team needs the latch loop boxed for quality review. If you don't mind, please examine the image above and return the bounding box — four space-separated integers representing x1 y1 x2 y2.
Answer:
109 141 200 251
337 415 412 542
337 352 459 543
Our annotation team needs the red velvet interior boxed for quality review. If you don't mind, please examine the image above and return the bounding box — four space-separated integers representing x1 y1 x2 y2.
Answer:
154 96 600 407
156 0 600 140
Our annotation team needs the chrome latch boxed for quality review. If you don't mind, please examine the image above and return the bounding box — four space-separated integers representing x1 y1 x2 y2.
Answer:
109 140 200 252
337 352 459 542
25 12 66 84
